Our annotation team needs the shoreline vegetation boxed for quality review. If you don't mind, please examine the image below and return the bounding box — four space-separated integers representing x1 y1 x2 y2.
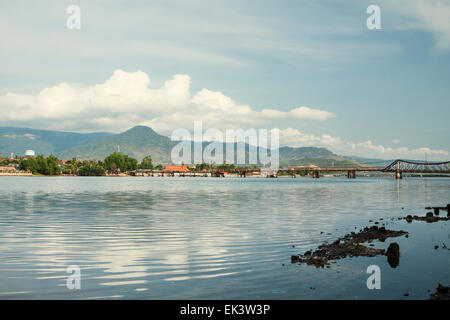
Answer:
1 152 449 178
0 152 246 177
0 152 152 176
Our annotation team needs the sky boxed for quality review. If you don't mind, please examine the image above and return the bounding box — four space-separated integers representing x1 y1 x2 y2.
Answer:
0 0 449 160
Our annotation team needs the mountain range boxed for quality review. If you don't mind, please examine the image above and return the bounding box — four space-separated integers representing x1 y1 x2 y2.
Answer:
0 125 370 167
0 127 111 157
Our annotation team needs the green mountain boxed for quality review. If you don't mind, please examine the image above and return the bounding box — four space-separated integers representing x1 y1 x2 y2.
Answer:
0 127 111 157
1 125 368 167
278 146 367 167
56 126 173 164
57 126 367 167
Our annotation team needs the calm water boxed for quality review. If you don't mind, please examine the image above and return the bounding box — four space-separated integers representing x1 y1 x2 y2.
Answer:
0 176 448 299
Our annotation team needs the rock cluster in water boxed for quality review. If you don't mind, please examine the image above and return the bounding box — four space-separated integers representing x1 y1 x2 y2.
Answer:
405 212 450 223
291 226 407 268
429 283 450 300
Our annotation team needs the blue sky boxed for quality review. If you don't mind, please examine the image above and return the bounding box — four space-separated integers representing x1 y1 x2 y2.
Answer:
0 0 449 160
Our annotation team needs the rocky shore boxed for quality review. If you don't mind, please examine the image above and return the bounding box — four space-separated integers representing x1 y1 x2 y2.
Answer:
291 204 449 299
405 212 450 223
291 226 407 268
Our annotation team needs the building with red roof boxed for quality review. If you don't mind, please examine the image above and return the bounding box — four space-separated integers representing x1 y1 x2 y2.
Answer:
163 165 190 173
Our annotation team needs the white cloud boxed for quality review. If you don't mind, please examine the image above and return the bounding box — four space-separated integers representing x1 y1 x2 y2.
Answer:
279 128 448 161
290 107 335 121
0 69 447 161
383 0 450 52
0 69 334 134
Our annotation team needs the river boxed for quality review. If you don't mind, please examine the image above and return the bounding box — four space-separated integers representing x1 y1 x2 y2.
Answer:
0 176 448 299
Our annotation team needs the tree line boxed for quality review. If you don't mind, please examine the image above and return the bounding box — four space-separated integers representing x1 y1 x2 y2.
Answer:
15 152 159 176
3 152 257 176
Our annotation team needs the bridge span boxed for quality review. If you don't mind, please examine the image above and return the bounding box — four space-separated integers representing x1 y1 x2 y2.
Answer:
283 160 450 179
130 160 450 179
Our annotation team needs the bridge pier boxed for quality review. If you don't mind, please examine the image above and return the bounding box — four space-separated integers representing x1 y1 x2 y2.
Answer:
312 170 319 179
347 170 356 179
396 170 402 179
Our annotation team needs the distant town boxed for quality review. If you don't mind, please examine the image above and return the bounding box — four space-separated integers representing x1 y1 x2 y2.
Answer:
2 149 448 179
0 149 350 178
0 150 255 177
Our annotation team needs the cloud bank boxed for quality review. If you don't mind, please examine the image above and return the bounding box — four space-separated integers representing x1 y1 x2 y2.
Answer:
0 69 334 133
384 0 450 52
0 69 447 160
279 128 448 160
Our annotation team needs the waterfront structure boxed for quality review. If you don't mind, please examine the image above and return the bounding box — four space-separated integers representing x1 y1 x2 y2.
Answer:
129 160 449 179
163 165 190 173
25 150 36 157
0 166 32 176
0 166 16 174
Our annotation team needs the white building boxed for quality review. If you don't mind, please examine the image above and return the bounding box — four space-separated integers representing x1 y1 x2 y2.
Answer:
25 150 36 157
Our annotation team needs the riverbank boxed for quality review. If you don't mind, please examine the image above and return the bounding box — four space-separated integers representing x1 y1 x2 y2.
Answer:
0 172 32 176
0 177 448 299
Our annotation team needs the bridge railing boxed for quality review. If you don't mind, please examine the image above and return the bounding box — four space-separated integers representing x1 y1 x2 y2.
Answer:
383 159 450 173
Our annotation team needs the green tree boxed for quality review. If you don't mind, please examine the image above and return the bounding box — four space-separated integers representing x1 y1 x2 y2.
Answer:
20 157 38 173
19 155 61 175
78 162 106 176
103 152 137 173
139 155 153 169
47 155 61 175
104 152 125 173
62 157 79 175
124 155 138 171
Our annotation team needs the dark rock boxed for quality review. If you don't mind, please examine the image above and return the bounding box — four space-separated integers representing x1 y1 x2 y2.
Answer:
437 283 449 294
386 243 400 268
291 226 407 269
430 283 450 300
403 213 449 224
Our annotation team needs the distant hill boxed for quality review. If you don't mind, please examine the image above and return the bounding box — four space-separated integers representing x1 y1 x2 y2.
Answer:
1 125 369 167
347 156 394 168
0 127 111 157
278 146 367 167
57 126 173 164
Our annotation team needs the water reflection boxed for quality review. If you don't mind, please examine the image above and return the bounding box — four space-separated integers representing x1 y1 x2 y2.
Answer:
0 177 449 299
